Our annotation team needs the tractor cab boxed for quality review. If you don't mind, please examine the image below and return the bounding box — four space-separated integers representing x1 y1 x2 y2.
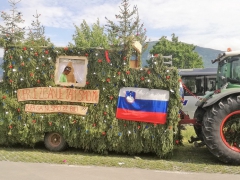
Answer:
213 50 240 90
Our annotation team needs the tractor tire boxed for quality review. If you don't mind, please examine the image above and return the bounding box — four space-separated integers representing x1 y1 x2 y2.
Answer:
44 132 67 152
202 95 240 164
193 107 206 140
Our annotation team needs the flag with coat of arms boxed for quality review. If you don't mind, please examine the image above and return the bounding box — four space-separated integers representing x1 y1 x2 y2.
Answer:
116 87 169 124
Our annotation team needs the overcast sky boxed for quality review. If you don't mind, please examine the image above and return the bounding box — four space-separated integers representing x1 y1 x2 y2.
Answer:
1 0 240 57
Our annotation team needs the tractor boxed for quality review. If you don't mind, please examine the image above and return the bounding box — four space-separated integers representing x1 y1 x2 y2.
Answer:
191 49 240 164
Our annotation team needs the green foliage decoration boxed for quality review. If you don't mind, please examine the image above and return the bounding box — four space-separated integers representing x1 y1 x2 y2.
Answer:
0 44 182 158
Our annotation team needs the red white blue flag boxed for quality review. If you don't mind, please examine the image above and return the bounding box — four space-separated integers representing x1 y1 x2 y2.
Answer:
116 87 169 124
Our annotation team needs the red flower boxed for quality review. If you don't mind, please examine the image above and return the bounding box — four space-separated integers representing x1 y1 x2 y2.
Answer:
123 56 127 61
166 76 170 79
2 95 6 99
30 72 34 77
9 65 13 69
147 70 151 74
137 125 141 129
9 125 12 129
109 96 113 100
175 140 179 144
117 71 121 75
154 54 158 57
106 78 111 83
102 132 106 136
49 122 52 126
73 120 77 124
9 79 13 83
37 80 40 83
45 50 49 54
93 123 96 127
17 108 20 112
104 112 107 115
85 53 88 57
141 77 145 81
64 47 68 51
126 71 130 75
98 59 102 63
86 81 90 85
34 52 38 56
10 55 13 59
32 120 36 124
23 47 27 51
21 62 25 66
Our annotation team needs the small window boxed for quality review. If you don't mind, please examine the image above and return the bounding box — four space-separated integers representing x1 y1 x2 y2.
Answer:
182 76 204 96
54 56 88 87
206 76 216 91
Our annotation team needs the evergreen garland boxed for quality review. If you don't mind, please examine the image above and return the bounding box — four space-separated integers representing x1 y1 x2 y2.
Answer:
0 45 182 158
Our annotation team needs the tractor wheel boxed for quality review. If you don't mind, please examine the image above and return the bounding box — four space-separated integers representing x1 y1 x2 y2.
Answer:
202 95 240 164
44 132 67 152
193 107 206 140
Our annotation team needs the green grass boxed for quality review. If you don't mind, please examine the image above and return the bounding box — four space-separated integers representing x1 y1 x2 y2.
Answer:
0 126 239 174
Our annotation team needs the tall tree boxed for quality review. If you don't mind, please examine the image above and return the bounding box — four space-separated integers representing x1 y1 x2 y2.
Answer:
0 0 25 45
105 0 147 47
24 10 52 46
71 19 109 48
150 34 204 69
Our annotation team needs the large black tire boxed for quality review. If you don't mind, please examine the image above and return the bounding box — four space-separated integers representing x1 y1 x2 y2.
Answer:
44 132 67 152
202 95 240 164
193 107 206 140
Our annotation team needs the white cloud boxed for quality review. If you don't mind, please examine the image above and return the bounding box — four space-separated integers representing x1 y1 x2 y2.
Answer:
1 0 240 50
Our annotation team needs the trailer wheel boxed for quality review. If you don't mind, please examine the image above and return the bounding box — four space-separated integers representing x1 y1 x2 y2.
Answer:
193 107 206 140
202 96 240 164
44 132 67 152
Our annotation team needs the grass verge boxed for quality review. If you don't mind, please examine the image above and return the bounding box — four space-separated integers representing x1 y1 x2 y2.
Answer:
0 126 239 174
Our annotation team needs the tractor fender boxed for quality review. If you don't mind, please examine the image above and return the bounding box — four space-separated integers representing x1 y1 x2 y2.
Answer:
202 89 240 108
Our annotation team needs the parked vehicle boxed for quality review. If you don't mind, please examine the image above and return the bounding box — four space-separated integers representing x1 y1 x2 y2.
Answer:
179 68 217 119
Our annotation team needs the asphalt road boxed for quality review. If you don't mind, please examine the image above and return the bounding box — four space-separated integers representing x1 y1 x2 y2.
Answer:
0 161 239 180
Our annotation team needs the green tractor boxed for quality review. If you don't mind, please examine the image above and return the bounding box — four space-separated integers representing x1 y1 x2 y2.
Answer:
193 50 240 164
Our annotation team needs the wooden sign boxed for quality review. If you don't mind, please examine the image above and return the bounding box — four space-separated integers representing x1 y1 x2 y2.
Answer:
17 87 99 103
25 104 88 115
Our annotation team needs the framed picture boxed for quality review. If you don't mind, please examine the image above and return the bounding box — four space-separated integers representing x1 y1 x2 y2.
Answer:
54 56 88 87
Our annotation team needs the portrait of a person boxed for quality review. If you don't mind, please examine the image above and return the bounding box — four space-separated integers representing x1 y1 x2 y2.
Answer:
59 66 71 82
55 56 88 87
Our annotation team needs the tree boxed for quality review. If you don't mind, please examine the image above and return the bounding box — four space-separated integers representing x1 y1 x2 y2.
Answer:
0 0 25 45
105 0 147 68
105 0 147 47
150 34 204 69
71 19 109 48
24 10 52 46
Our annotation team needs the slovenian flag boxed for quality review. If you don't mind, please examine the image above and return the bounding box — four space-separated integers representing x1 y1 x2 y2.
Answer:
116 87 169 124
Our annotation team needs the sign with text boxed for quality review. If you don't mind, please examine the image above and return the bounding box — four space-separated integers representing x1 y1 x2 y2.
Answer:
25 104 88 115
17 87 99 103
